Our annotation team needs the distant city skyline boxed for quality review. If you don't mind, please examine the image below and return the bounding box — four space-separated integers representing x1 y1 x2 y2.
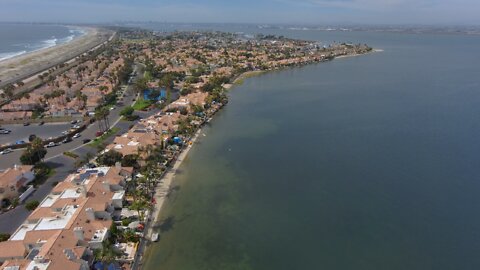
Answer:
0 0 479 25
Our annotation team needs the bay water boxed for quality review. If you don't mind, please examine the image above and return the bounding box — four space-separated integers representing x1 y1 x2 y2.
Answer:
141 28 480 269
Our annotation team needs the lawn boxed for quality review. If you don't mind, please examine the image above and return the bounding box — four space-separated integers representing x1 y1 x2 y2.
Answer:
89 127 120 148
132 98 152 111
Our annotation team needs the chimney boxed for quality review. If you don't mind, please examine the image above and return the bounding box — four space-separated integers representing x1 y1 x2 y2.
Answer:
102 181 110 192
73 227 84 240
85 208 95 220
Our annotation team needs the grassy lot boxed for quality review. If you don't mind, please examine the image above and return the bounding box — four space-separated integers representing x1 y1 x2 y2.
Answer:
132 98 152 111
89 127 120 148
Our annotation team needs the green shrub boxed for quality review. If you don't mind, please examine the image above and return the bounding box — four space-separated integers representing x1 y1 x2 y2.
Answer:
25 200 40 211
63 151 79 159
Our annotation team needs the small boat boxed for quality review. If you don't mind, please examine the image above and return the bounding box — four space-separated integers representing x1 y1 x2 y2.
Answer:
151 233 159 242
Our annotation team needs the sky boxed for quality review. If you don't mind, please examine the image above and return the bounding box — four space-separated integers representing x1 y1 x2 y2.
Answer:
0 0 478 25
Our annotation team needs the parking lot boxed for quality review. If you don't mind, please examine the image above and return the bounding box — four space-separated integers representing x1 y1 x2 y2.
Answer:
0 122 73 145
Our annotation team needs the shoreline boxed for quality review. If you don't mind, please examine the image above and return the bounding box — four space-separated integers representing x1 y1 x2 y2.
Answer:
335 48 382 59
147 128 202 236
0 26 87 63
0 26 113 88
136 128 203 268
230 49 379 87
136 48 374 269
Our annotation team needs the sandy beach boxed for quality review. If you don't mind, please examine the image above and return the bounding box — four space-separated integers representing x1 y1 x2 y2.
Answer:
0 26 113 89
133 128 203 269
145 128 203 239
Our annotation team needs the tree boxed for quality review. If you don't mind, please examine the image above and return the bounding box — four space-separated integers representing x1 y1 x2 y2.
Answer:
134 77 148 95
120 106 134 117
99 85 108 93
95 107 110 132
121 154 140 169
0 233 11 242
130 193 149 222
98 239 120 264
28 134 37 142
25 200 39 211
3 84 15 99
97 150 123 166
20 138 47 165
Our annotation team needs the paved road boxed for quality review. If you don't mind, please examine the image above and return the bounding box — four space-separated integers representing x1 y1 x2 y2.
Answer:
0 122 73 145
0 63 145 233
0 65 142 170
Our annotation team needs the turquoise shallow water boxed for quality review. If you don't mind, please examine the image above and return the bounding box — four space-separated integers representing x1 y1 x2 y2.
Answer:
144 30 480 270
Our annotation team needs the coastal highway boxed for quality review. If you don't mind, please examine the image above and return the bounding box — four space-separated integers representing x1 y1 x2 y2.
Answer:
0 63 146 233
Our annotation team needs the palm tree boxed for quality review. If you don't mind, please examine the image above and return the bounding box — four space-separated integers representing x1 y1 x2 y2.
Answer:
95 107 110 132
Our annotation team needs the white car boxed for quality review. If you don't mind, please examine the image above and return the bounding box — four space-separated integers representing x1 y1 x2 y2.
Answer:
46 142 58 148
0 148 13 155
72 125 81 129
62 131 69 135
73 133 81 139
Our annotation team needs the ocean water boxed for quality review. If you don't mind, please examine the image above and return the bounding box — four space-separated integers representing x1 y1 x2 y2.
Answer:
140 28 480 269
0 23 85 62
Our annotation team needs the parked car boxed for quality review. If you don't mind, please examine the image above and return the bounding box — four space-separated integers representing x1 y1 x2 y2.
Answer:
96 131 104 137
62 131 69 135
0 129 11 134
72 125 81 129
23 122 30 126
0 148 13 155
46 142 58 148
62 137 72 144
82 139 91 144
73 133 81 139
15 140 26 145
39 121 45 126
71 120 79 125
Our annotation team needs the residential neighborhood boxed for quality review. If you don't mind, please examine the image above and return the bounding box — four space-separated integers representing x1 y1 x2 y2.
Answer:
0 29 372 270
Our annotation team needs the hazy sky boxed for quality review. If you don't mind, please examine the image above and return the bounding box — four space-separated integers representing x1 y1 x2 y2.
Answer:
0 0 478 25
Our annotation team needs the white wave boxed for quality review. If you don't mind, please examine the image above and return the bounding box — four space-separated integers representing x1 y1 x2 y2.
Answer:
0 27 88 62
42 37 58 48
68 27 87 36
59 35 75 44
0 50 27 62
